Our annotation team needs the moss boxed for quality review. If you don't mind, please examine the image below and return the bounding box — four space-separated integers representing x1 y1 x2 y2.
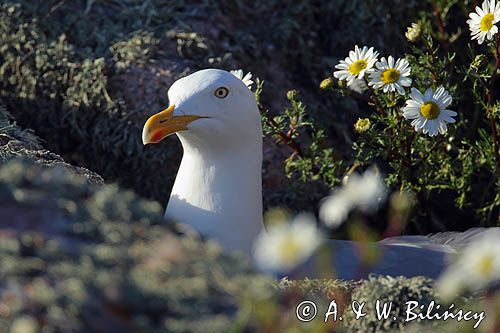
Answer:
0 158 275 332
111 31 160 70
343 275 437 332
277 277 353 300
0 2 180 203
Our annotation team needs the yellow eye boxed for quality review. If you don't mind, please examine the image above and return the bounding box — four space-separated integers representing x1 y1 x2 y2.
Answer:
214 87 229 99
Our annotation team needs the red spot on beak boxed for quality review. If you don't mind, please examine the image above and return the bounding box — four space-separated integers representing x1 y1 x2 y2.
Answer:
152 130 165 143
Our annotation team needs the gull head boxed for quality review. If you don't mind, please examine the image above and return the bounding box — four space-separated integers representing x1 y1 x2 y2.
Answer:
142 69 261 151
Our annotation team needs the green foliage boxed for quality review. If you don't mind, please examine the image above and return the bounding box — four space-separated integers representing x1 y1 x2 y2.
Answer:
259 85 345 189
277 277 353 299
262 0 500 231
111 31 160 69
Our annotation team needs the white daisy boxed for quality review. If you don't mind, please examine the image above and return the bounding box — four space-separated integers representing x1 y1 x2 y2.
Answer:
320 168 387 228
437 229 500 300
403 87 457 137
252 214 323 272
230 69 254 89
369 56 412 95
334 45 379 87
467 0 500 44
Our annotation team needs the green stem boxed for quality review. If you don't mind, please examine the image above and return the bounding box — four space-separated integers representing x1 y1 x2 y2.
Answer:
488 35 500 174
259 106 305 158
363 77 387 117
431 2 445 35
423 36 440 82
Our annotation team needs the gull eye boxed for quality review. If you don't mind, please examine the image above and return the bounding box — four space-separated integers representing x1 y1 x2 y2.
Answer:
214 87 229 99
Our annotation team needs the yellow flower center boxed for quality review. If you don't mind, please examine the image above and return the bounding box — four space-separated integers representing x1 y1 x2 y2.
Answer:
348 60 368 75
478 255 494 276
380 68 400 84
480 13 495 32
420 102 441 120
279 240 300 264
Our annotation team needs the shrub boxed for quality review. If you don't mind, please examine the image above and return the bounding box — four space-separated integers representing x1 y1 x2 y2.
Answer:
260 0 500 232
343 275 437 332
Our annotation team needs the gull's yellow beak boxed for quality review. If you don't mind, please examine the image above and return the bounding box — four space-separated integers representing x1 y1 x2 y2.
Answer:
142 105 205 145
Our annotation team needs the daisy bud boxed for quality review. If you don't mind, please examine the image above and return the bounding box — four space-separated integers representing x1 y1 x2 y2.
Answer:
405 22 422 43
320 77 335 90
354 118 372 133
286 89 299 101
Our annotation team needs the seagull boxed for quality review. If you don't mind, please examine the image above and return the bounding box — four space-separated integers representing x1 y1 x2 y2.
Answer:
142 68 495 280
143 69 263 257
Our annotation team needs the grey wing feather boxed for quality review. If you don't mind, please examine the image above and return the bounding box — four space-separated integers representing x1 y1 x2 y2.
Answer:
286 228 500 280
426 227 499 251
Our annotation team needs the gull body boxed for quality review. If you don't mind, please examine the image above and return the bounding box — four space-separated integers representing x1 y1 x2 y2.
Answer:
143 69 495 279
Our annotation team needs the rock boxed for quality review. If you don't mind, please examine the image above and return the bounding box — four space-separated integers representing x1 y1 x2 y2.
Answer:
0 104 103 184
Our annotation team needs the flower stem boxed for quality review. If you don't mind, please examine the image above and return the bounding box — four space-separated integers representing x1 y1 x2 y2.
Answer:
405 131 415 169
259 105 305 158
423 36 440 82
363 77 387 117
430 0 448 50
488 35 500 173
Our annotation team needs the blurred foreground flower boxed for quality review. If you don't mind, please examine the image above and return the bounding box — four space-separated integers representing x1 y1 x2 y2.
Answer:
403 87 456 137
405 22 422 42
10 315 39 333
334 45 379 87
253 214 323 272
467 0 500 44
437 229 500 300
319 168 387 228
369 56 412 95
